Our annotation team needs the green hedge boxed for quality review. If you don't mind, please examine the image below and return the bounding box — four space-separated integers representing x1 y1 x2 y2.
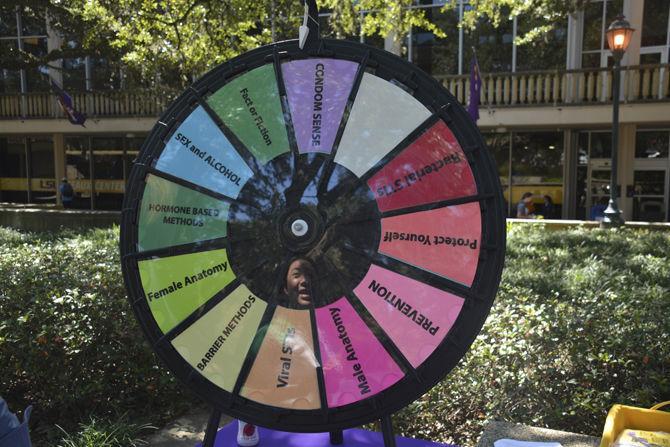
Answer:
0 227 195 445
395 225 670 445
0 225 668 446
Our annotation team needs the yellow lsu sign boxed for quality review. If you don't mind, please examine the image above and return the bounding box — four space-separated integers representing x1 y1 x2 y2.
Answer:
0 177 126 194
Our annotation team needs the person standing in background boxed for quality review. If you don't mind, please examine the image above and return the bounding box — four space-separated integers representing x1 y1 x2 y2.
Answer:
59 178 74 209
0 397 32 447
516 192 534 218
542 195 556 219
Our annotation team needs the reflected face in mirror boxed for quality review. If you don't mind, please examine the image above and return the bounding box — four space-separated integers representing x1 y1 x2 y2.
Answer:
284 258 315 308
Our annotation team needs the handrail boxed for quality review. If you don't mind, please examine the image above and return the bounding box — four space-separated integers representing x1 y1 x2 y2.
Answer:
0 89 180 120
1 64 669 120
436 63 670 107
435 63 670 79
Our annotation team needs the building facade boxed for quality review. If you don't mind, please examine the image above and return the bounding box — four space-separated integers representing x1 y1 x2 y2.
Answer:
1 0 669 220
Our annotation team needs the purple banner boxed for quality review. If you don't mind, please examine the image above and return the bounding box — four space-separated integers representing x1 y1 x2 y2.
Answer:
468 55 482 123
282 58 358 154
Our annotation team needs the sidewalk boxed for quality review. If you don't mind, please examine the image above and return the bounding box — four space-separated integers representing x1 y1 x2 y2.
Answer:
476 421 601 447
149 414 452 447
147 407 232 447
148 411 603 447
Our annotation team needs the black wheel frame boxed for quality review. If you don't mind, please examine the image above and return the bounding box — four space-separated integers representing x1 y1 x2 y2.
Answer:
120 38 506 432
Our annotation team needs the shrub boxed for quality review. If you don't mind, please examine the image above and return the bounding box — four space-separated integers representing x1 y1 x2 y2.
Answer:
56 414 155 447
395 225 670 445
0 225 668 446
0 226 195 445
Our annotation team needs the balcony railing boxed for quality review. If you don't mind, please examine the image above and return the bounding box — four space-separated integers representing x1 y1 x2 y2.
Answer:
1 64 669 120
0 89 179 120
437 63 670 108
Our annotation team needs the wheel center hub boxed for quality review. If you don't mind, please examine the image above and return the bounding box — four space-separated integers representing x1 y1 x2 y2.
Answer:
291 219 308 237
279 207 324 252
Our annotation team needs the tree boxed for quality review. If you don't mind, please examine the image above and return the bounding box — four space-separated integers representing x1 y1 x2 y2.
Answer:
66 0 304 87
452 0 587 45
322 0 586 57
0 0 115 70
1 0 303 89
1 0 589 90
322 0 446 54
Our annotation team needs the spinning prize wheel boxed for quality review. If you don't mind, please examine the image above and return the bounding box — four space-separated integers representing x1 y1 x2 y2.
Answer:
120 25 506 434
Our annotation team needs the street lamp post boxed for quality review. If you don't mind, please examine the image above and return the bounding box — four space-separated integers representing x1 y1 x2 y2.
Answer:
602 15 634 227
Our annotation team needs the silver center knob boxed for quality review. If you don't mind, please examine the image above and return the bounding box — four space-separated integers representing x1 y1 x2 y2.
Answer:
291 219 308 237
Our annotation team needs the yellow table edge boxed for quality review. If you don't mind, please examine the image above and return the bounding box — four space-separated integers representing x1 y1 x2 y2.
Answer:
600 402 670 447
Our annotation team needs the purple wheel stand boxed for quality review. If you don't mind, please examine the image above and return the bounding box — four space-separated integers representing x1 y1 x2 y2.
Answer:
196 419 454 447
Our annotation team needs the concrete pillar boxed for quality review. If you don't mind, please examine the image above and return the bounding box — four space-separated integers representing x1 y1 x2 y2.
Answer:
85 55 93 91
16 8 27 116
563 129 577 218
47 13 64 119
618 123 636 220
565 11 583 104
24 137 31 203
458 0 464 74
46 15 64 87
622 0 643 66
385 31 401 56
53 133 65 206
566 11 582 70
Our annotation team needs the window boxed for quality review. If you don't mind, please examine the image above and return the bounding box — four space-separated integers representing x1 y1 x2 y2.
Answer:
19 7 47 37
65 136 92 209
640 53 662 64
91 58 123 90
575 132 589 219
23 36 50 91
60 135 149 210
485 132 511 183
0 65 21 93
604 0 623 34
1 7 50 93
0 40 21 93
463 8 514 72
575 131 613 221
590 132 612 159
27 137 55 203
0 10 17 36
633 170 667 221
65 136 91 180
484 132 511 215
516 16 568 71
0 137 28 203
581 0 623 68
92 137 125 210
0 137 27 178
641 0 670 47
410 5 459 76
63 57 86 91
511 131 564 217
636 130 669 159
512 132 564 183
28 137 53 178
92 137 124 180
576 131 612 164
582 2 603 53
